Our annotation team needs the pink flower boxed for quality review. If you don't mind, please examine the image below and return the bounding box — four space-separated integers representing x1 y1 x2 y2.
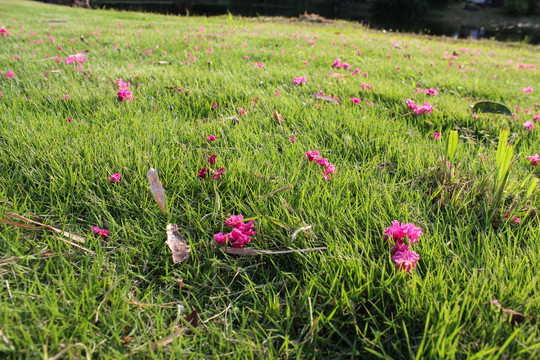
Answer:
402 223 423 244
522 87 533 93
527 153 539 166
316 158 331 167
275 90 281 97
396 66 401 71
208 154 217 165
212 102 218 109
256 61 264 68
524 121 535 130
289 132 297 143
63 94 69 100
91 226 109 239
351 68 360 75
212 168 225 180
225 214 244 227
215 214 256 248
109 173 121 183
66 117 72 122
332 58 342 68
406 99 415 110
362 72 369 77
424 88 438 96
350 97 361 104
393 249 420 274
324 164 335 175
384 220 407 241
58 45 62 50
432 132 441 140
5 70 14 79
198 167 207 178
293 76 307 85
238 108 246 116
341 62 350 69
473 112 479 119
207 135 217 141
118 88 133 101
361 84 373 90
305 150 320 162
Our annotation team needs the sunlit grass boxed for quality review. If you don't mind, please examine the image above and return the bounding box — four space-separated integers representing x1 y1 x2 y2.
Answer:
0 0 539 358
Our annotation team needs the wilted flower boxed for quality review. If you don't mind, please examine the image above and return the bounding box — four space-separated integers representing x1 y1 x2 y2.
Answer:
527 153 539 166
214 214 256 248
109 173 122 183
208 154 217 165
293 76 307 85
91 226 109 239
198 167 208 178
212 168 225 180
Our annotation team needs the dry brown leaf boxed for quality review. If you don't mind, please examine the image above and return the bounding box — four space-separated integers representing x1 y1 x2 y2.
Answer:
147 168 167 215
184 309 198 328
221 246 326 256
309 94 343 105
325 72 347 78
273 111 285 126
491 299 527 324
166 224 190 263
6 213 85 243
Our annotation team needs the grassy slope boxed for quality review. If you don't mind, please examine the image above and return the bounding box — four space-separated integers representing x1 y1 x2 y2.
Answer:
0 0 539 358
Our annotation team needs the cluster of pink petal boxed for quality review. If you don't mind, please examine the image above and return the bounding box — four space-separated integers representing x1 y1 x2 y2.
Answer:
527 153 539 166
406 99 433 115
522 87 533 93
91 226 109 239
523 121 535 130
5 70 14 79
293 76 307 85
64 55 87 64
384 221 422 274
305 150 336 180
116 78 133 101
109 173 121 183
214 214 255 248
332 58 350 69
424 88 438 96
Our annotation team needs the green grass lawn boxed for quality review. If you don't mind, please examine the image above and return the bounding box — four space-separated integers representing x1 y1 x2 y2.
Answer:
0 1 539 358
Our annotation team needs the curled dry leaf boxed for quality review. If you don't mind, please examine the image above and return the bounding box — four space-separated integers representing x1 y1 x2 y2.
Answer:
309 94 343 105
147 168 167 215
491 299 527 324
273 111 285 126
166 224 190 263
